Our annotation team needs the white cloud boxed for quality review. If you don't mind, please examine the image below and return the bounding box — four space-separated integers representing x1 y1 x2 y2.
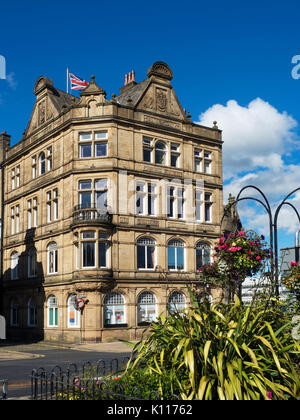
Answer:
197 98 298 179
196 98 300 236
6 72 17 90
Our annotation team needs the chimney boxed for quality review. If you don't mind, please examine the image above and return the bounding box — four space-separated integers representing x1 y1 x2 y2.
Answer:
0 131 10 162
120 70 137 94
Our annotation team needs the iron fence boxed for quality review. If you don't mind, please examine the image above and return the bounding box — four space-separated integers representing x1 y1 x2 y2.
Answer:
0 380 8 400
31 357 180 400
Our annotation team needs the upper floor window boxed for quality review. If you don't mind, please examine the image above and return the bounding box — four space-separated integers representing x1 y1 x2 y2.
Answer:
79 131 108 158
11 251 19 280
195 191 213 223
11 205 20 235
75 230 110 269
27 197 38 229
170 143 180 167
196 242 211 270
136 181 157 216
167 186 185 219
142 137 153 163
78 179 108 211
168 240 185 271
47 242 58 274
137 237 156 270
28 247 37 277
194 148 212 174
155 141 167 165
46 188 58 223
39 152 46 176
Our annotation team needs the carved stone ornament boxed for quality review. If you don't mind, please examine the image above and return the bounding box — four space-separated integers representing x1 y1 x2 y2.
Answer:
38 101 46 125
147 61 173 81
156 88 167 112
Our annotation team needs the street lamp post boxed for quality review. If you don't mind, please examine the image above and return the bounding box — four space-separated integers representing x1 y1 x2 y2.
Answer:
220 186 300 298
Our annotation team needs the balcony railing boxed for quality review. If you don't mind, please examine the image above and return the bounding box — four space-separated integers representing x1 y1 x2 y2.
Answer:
72 204 113 226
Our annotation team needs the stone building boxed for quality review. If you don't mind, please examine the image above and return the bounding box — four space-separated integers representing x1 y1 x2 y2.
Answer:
0 61 224 343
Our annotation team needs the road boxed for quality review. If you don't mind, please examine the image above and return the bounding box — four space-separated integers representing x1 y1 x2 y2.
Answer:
0 341 133 399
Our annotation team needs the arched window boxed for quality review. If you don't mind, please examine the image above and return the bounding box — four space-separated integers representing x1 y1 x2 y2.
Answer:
138 291 157 325
196 242 211 270
28 248 37 277
47 242 58 274
155 141 167 165
28 297 37 327
11 251 19 280
39 152 46 175
168 240 185 271
68 294 80 328
103 293 126 327
168 291 186 314
137 237 156 270
47 296 58 327
10 299 19 326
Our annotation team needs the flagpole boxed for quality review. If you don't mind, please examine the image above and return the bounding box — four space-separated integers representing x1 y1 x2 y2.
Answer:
67 67 69 94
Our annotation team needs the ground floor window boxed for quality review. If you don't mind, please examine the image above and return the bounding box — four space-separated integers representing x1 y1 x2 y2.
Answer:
168 291 186 314
137 291 157 325
47 296 58 327
68 294 80 328
103 293 126 327
28 297 37 327
10 299 19 326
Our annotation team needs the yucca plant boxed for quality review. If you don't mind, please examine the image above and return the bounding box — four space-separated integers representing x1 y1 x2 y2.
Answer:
125 297 300 400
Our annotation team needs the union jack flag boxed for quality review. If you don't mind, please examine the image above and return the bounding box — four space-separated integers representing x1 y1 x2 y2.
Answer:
69 72 88 91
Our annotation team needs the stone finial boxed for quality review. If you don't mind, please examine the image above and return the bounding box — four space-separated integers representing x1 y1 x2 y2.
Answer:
213 121 218 129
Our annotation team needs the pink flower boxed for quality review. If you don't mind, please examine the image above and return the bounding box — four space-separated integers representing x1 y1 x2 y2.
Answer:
236 247 242 251
290 261 297 267
256 256 261 260
248 250 251 255
230 247 237 252
249 241 254 246
266 392 272 400
238 231 245 236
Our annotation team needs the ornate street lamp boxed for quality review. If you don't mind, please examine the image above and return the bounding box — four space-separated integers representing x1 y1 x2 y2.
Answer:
220 186 300 297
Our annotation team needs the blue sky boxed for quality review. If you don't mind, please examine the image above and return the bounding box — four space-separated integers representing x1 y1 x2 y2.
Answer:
1 0 300 252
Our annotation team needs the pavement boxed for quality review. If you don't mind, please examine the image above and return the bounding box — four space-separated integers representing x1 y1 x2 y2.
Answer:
0 339 137 360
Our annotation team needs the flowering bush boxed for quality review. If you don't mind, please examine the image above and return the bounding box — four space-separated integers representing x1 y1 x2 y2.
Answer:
282 261 300 296
214 230 270 281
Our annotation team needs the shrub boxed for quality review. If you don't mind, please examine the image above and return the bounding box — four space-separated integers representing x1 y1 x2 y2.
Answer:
124 296 300 400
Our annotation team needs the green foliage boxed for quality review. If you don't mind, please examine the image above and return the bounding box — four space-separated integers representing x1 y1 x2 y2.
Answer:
124 296 300 400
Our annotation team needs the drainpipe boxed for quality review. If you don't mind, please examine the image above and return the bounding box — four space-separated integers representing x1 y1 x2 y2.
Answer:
295 230 300 247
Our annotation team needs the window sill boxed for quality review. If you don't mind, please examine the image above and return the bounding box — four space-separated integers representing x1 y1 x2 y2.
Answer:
104 324 128 329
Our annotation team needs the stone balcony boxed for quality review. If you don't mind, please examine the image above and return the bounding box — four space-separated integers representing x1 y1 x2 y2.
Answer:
71 204 113 228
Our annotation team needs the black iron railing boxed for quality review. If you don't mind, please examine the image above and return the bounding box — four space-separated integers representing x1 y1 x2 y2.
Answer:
31 358 180 400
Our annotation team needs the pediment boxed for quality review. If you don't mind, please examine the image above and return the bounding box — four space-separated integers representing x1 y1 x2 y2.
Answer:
26 96 57 134
137 82 186 119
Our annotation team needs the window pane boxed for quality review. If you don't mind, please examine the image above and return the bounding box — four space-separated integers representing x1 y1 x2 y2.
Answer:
168 246 176 270
79 143 92 158
82 242 95 267
80 192 92 208
137 245 146 269
82 231 95 239
177 247 184 270
143 148 152 162
79 133 92 141
99 242 107 268
171 154 178 167
79 181 92 190
147 246 155 269
95 142 107 157
155 150 165 165
95 191 108 211
95 131 107 140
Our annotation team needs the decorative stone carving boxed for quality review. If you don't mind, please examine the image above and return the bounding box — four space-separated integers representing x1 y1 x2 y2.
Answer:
156 88 167 112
